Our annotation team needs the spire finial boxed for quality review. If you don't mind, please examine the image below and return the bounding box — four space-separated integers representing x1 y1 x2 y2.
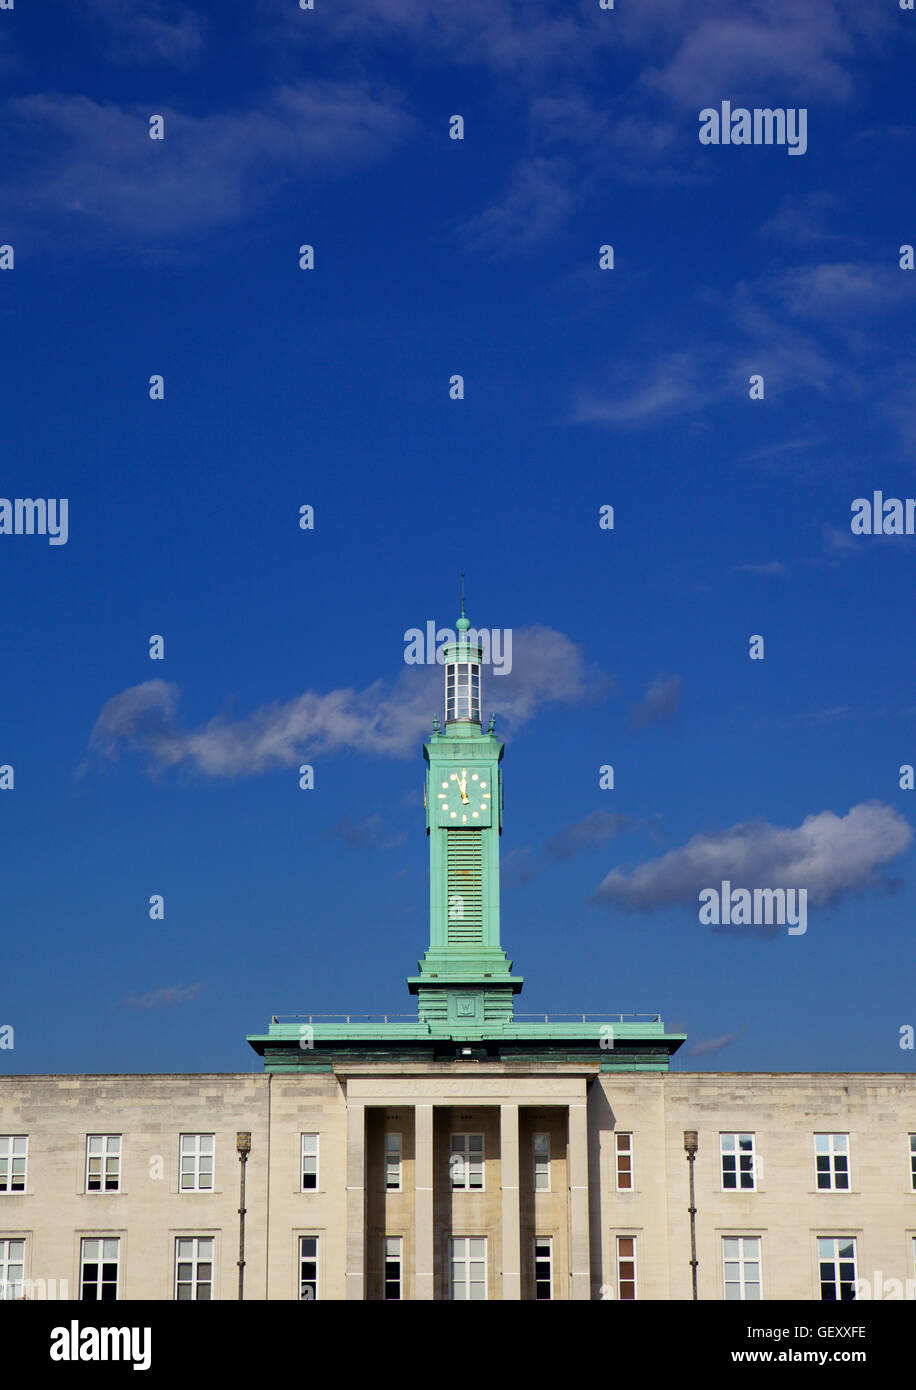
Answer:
456 571 469 632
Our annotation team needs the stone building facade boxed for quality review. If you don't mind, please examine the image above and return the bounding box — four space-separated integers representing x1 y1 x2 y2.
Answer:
2 605 913 1300
1 1068 915 1299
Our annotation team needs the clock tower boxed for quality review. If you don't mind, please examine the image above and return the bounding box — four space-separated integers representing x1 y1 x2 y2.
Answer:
407 602 523 1030
249 592 685 1072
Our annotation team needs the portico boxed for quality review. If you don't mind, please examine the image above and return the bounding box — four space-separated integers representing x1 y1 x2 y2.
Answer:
342 1066 595 1299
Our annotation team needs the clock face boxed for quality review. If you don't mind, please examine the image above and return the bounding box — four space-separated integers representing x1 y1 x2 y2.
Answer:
436 766 492 826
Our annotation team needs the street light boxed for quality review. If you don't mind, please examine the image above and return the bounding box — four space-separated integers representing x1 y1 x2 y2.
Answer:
237 1132 251 1301
684 1131 698 1300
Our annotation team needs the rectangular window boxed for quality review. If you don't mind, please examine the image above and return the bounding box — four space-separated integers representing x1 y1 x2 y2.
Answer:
533 1133 550 1192
301 1134 318 1191
722 1236 762 1300
0 1136 27 1194
616 1236 637 1300
174 1236 213 1300
80 1237 119 1300
179 1135 214 1192
615 1133 633 1191
909 1135 916 1192
534 1237 552 1300
86 1135 121 1193
720 1133 756 1191
299 1236 318 1300
818 1236 856 1300
450 1235 486 1300
384 1236 402 1301
450 1133 484 1191
385 1133 402 1191
815 1134 850 1191
0 1238 25 1300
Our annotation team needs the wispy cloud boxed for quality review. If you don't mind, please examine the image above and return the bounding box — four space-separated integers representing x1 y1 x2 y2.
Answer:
743 437 822 469
591 801 912 913
572 255 913 433
768 263 907 322
642 13 859 107
119 982 203 1009
760 192 846 246
689 1031 740 1057
504 810 632 888
462 156 577 254
573 352 709 427
269 0 888 98
3 83 412 237
329 815 406 850
265 0 615 76
545 810 631 859
629 676 683 730
258 0 888 258
87 626 609 778
735 560 788 577
89 0 205 62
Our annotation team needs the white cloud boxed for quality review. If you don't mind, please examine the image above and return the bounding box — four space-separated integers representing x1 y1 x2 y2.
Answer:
642 15 856 107
119 982 203 1008
769 263 907 321
689 1031 740 1057
88 626 608 777
592 802 912 912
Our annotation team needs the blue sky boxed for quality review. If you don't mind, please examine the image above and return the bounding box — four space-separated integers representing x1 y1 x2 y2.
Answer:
2 0 916 1074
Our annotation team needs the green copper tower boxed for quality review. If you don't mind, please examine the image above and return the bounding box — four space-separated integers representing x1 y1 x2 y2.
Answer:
408 602 522 1030
247 591 685 1071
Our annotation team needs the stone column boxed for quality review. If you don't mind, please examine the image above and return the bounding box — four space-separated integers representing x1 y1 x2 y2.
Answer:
415 1103 435 1300
345 1101 366 1299
500 1102 521 1300
568 1100 591 1300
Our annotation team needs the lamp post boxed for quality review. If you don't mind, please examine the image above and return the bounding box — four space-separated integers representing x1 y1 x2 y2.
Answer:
684 1130 698 1300
236 1132 251 1301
